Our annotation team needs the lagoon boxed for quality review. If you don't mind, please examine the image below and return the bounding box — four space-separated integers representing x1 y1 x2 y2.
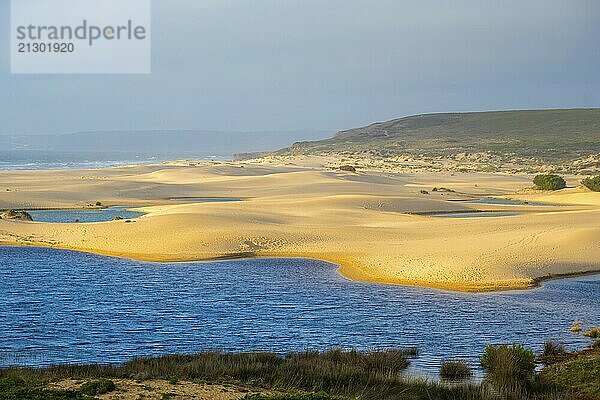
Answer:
26 206 144 223
0 246 598 379
449 198 553 206
168 197 242 202
431 211 522 218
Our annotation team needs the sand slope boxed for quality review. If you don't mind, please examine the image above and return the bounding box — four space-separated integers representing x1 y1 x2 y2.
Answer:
1 161 599 292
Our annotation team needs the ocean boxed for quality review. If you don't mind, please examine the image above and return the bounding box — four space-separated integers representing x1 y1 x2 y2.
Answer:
0 150 229 170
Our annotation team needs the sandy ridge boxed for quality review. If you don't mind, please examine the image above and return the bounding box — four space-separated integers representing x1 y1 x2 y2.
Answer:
1 159 599 292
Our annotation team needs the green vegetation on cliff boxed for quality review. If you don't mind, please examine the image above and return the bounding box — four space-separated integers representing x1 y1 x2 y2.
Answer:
275 109 600 173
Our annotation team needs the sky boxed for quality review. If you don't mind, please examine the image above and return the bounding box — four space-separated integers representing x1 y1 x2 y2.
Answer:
1 0 599 135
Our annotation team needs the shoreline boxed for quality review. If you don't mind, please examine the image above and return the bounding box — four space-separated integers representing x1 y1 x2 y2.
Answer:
2 241 600 293
1 161 599 294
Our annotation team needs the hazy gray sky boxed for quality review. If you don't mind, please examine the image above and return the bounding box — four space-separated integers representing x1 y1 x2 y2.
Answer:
1 0 599 135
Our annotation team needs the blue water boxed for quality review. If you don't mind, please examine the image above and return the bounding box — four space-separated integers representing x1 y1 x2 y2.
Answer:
0 151 228 171
0 247 598 379
27 207 144 223
432 212 522 218
0 151 166 171
169 197 242 202
27 201 242 223
452 198 552 207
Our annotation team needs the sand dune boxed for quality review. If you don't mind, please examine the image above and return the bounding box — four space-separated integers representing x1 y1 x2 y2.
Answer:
1 160 599 292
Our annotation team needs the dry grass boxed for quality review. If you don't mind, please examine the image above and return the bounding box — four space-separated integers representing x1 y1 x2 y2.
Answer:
583 327 600 339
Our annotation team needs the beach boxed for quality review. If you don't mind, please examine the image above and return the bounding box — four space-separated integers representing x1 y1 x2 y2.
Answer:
1 158 599 292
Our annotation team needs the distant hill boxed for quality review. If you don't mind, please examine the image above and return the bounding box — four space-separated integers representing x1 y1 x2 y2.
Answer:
272 109 600 173
0 129 328 158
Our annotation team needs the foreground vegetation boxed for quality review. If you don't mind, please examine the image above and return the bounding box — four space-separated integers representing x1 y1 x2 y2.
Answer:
1 344 599 399
541 348 600 399
0 377 88 400
0 348 491 400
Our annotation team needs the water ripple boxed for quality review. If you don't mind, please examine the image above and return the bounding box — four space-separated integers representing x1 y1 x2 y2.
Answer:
0 246 598 379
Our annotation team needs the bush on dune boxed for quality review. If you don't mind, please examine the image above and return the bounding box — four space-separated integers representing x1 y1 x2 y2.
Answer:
338 165 357 172
533 174 566 191
582 175 600 192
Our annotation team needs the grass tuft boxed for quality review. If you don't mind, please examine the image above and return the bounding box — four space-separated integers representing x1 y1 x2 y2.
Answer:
79 378 115 396
439 360 472 381
539 340 568 365
583 327 600 339
570 320 583 334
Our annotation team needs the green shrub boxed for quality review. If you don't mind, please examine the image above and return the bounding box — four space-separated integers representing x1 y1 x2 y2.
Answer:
539 340 568 365
540 349 600 400
480 343 536 383
582 175 600 192
79 378 115 395
439 360 472 380
0 377 86 400
533 174 566 191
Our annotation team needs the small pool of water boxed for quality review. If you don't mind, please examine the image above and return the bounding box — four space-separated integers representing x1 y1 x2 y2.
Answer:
431 212 522 218
452 198 552 206
169 197 242 202
27 206 144 223
0 247 598 379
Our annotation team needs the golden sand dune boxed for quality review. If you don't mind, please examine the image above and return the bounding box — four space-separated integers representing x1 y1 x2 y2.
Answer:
0 161 599 292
